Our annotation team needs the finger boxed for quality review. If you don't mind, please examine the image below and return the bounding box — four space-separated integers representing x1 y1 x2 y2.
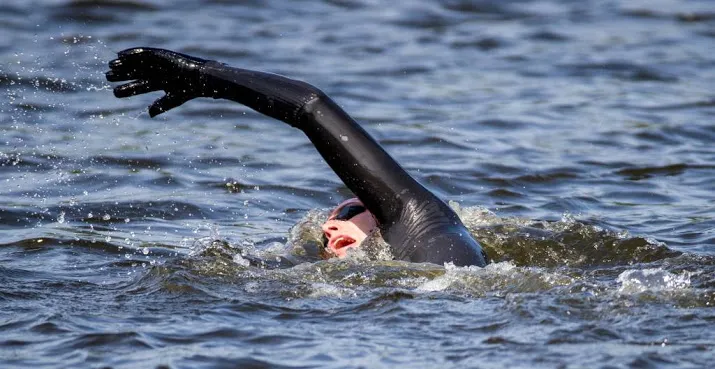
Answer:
108 49 150 71
116 47 206 69
107 55 147 81
108 58 123 69
110 48 163 75
106 69 139 82
116 47 174 67
148 93 189 117
117 47 159 58
113 80 159 98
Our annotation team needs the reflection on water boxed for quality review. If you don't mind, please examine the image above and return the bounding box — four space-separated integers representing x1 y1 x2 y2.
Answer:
1 0 714 368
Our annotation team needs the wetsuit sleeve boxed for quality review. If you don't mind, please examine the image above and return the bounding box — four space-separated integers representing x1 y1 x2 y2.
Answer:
106 48 487 266
199 61 439 227
199 63 487 267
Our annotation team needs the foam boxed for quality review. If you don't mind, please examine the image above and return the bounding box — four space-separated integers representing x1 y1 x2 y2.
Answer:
616 268 691 294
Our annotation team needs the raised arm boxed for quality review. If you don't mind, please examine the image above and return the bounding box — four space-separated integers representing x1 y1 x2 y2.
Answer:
107 47 486 266
107 48 445 227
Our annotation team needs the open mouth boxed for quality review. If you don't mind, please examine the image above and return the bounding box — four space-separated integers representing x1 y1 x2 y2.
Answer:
330 236 356 251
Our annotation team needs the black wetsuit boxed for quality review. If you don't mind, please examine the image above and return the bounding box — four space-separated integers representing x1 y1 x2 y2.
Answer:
106 48 488 267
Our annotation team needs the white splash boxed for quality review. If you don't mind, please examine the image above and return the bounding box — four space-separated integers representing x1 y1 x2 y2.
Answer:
417 261 516 292
616 268 691 294
307 283 355 298
232 253 251 267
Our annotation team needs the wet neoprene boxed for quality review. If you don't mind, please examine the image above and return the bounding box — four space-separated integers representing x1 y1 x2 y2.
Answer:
107 47 488 267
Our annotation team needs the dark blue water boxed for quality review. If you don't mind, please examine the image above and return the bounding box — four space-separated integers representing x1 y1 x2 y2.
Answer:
1 0 714 368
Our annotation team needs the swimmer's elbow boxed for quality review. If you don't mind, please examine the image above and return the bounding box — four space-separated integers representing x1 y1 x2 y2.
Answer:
295 86 329 122
295 87 356 130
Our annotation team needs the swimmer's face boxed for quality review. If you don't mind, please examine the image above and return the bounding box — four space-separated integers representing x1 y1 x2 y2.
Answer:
321 198 377 258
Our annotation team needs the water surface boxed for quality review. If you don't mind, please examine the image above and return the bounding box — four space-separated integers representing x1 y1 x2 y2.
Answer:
1 0 714 368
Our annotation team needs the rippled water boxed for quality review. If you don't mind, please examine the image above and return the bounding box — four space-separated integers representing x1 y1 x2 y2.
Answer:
1 0 714 368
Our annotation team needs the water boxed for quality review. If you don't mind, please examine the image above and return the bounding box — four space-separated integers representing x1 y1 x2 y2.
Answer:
1 0 714 368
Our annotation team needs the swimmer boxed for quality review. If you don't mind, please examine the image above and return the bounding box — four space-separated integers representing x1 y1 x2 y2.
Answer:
106 47 488 267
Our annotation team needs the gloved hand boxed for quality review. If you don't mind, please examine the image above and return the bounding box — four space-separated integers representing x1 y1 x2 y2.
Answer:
106 47 209 117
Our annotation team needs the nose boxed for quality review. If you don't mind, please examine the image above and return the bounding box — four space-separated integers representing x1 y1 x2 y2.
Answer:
322 221 339 238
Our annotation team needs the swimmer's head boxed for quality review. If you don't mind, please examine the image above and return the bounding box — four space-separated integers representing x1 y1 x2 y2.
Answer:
322 198 378 258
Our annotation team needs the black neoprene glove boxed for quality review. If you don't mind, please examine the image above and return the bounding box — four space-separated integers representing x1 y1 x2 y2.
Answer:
106 47 210 117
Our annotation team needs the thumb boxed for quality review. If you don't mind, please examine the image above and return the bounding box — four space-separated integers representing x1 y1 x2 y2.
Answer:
148 93 190 117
